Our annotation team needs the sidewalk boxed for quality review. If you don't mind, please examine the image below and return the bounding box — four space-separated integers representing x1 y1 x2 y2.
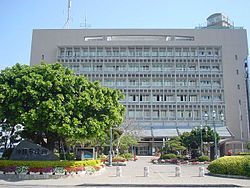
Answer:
0 156 250 187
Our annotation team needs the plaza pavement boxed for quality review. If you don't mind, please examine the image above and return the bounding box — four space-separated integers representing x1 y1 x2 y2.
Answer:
0 156 250 187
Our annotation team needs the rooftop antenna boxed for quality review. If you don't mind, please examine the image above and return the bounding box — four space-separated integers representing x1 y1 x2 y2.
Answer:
80 10 91 28
63 0 72 29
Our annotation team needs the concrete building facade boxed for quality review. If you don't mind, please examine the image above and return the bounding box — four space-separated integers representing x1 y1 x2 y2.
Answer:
30 14 249 155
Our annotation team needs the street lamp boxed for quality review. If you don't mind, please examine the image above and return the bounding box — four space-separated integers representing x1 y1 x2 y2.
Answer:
204 111 224 160
200 124 203 155
108 126 113 166
212 110 217 159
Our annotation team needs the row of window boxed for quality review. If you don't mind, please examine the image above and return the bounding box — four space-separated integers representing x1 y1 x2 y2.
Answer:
127 94 222 102
67 64 221 72
58 47 221 58
128 110 200 119
101 79 221 87
128 109 225 120
59 58 222 64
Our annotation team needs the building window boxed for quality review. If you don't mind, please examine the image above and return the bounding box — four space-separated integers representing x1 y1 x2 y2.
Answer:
237 84 240 89
66 48 72 57
152 110 160 118
236 69 239 75
235 54 238 60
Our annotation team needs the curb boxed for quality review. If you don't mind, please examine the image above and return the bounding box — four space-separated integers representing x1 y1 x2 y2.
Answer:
76 183 241 187
207 173 250 180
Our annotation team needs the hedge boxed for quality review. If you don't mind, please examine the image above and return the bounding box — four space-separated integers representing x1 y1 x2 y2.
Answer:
0 159 100 168
207 156 250 177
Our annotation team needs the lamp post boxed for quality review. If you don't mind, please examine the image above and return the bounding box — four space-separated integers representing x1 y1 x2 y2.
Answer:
204 111 224 160
200 124 203 155
212 110 217 159
108 126 113 166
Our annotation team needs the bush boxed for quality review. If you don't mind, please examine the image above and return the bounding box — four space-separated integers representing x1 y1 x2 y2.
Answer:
0 159 100 168
160 153 177 159
112 156 126 162
120 153 133 160
198 155 209 162
208 156 250 177
98 154 107 159
176 155 184 160
238 152 250 156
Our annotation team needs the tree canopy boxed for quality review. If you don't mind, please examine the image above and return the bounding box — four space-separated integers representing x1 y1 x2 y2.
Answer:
0 63 126 150
162 136 186 154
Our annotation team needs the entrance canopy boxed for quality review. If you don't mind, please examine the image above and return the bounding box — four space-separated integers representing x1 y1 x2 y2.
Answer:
137 125 232 139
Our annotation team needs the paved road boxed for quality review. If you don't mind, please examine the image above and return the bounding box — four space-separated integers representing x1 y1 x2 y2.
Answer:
0 156 249 187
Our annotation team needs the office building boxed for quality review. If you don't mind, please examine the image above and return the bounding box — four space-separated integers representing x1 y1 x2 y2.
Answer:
30 13 249 155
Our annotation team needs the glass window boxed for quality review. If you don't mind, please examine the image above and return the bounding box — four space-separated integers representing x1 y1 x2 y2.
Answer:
152 64 162 71
199 48 205 56
128 110 135 118
189 95 197 102
73 48 80 57
59 48 65 57
136 48 143 57
159 48 166 57
152 79 163 86
66 48 72 57
182 48 189 57
129 80 138 86
105 48 112 56
167 110 175 118
190 48 197 56
165 95 174 102
89 48 96 57
175 48 181 57
128 65 139 71
113 48 119 57
167 48 173 56
82 48 88 57
120 48 127 57
141 79 150 86
97 48 104 57
189 80 196 86
144 48 150 57
141 65 149 71
164 80 173 86
152 48 158 57
128 48 135 56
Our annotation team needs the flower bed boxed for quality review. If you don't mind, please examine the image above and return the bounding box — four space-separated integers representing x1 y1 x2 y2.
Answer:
0 160 102 175
152 158 210 165
101 156 128 166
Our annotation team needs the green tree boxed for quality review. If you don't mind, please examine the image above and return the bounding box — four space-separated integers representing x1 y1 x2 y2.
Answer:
180 126 219 158
246 141 250 151
163 136 186 154
0 63 126 151
119 134 139 153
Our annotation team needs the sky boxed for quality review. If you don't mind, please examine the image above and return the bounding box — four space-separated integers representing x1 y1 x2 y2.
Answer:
1 0 250 70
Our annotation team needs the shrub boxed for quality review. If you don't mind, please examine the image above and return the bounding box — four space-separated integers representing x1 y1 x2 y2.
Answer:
120 153 133 160
198 155 209 162
112 156 126 162
0 159 101 174
0 160 100 168
176 155 184 160
208 156 250 177
98 154 107 159
238 152 250 156
160 153 177 159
